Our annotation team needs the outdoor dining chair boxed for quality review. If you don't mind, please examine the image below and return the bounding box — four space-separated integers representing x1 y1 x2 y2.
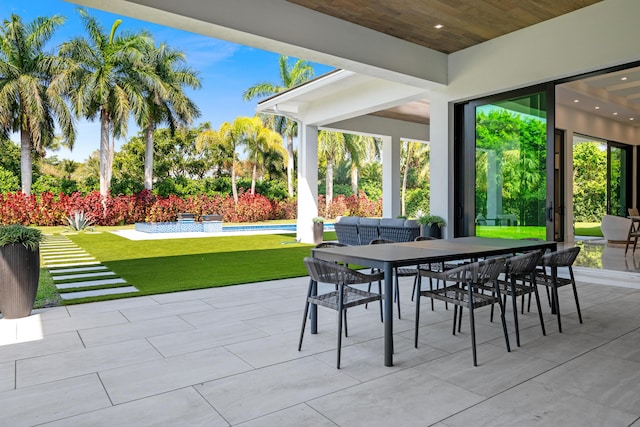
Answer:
535 246 582 333
415 257 510 366
299 257 384 369
625 207 640 256
492 250 546 347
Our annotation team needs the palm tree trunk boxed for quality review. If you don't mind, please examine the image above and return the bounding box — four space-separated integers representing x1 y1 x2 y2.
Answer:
251 155 257 195
107 132 115 188
287 134 294 197
144 125 154 190
326 159 334 213
19 129 32 195
99 110 110 197
351 165 358 196
401 143 412 217
231 160 238 203
401 163 408 217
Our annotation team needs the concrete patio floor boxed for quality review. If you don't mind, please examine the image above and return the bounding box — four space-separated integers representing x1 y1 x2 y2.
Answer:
2 250 640 426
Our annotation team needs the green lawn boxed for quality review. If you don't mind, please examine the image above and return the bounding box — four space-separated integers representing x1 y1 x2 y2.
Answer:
37 229 338 305
476 222 603 239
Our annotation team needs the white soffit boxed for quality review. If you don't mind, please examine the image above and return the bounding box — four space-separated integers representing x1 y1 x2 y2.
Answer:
256 70 428 126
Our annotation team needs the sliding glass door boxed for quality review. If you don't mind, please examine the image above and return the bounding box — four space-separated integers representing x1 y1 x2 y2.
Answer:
455 84 555 240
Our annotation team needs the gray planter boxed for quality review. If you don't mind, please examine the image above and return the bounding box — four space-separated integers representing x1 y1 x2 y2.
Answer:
421 224 442 239
0 244 40 319
313 222 324 245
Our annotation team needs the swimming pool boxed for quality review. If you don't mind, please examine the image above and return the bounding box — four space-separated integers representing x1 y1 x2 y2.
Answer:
134 222 334 233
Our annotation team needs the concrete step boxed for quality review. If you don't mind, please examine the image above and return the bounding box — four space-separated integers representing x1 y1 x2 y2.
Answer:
52 271 116 281
49 266 109 274
56 277 127 290
59 286 139 300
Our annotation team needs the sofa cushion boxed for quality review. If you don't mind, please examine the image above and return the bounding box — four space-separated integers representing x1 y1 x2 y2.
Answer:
358 217 380 226
337 216 360 225
380 218 405 227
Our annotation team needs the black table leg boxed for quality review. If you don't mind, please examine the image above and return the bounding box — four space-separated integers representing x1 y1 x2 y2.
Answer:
384 262 394 366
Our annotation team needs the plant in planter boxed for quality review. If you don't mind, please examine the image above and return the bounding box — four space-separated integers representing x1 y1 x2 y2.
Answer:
312 217 325 244
0 224 43 319
417 214 446 239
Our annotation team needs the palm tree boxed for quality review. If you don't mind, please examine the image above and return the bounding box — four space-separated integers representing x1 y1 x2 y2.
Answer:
242 116 284 194
196 117 250 203
242 55 314 197
343 134 379 196
60 9 150 197
400 140 425 216
0 14 76 195
318 130 346 210
136 42 201 190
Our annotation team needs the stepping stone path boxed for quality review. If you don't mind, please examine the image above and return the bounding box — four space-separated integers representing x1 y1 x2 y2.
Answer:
41 235 139 300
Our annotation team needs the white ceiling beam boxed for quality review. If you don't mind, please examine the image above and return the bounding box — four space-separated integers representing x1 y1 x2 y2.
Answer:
66 0 448 90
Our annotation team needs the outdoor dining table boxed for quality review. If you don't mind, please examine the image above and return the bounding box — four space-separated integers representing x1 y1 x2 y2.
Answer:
311 236 557 366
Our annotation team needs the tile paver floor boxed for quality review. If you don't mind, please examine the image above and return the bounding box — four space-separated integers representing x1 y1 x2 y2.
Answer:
1 269 640 426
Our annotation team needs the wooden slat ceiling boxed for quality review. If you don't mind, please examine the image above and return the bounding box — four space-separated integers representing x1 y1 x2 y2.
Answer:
287 0 601 54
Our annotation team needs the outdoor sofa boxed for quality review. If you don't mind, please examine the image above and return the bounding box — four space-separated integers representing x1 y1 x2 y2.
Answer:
333 216 420 245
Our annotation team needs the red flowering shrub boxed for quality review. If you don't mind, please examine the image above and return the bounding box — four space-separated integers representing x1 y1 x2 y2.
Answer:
349 191 382 217
146 195 187 222
326 195 351 218
271 198 297 220
226 192 273 222
0 190 380 226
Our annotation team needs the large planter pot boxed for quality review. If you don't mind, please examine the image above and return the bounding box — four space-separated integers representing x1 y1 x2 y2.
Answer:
421 224 442 239
0 244 40 319
313 222 324 245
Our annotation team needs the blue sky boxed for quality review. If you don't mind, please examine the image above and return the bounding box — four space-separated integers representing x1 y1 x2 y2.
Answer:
1 0 334 162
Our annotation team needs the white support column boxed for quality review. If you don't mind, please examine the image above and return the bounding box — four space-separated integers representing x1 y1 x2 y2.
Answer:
382 135 401 218
296 123 319 244
429 93 452 237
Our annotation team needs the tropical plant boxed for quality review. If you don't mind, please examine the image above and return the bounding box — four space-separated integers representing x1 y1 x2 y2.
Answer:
318 130 346 211
343 133 372 196
65 210 95 231
0 14 76 195
196 117 251 203
417 214 445 228
243 55 315 197
60 8 150 197
135 42 201 190
241 116 284 195
0 224 43 250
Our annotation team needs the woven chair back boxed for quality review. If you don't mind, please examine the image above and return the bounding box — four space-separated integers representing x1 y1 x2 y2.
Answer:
507 250 543 275
303 257 380 286
542 246 581 268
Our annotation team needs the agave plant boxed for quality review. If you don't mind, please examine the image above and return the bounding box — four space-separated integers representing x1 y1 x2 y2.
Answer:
66 211 95 232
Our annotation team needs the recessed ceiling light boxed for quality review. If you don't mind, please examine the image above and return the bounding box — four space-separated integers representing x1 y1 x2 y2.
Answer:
573 99 579 103
434 24 444 29
621 77 628 81
613 112 618 115
595 106 600 109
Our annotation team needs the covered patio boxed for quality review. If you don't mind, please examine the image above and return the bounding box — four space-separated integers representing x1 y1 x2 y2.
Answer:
3 0 638 424
1 259 640 425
